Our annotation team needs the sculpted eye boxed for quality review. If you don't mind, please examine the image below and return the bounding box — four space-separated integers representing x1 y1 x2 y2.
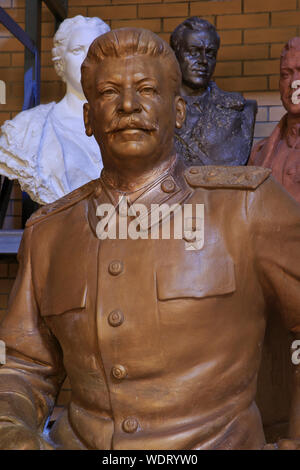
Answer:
139 86 156 96
100 88 118 97
71 47 83 55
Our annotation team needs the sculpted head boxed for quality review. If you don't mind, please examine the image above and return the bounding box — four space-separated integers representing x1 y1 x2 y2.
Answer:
52 15 110 96
280 37 300 116
81 28 185 173
170 17 220 94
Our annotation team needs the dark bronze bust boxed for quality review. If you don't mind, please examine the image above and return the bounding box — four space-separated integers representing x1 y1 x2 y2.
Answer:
170 17 257 166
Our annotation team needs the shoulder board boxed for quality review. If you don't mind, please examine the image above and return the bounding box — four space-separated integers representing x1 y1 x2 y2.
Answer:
184 166 271 190
26 178 101 227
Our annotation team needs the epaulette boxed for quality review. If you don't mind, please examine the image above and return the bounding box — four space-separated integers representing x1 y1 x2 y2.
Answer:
26 178 101 227
184 166 271 190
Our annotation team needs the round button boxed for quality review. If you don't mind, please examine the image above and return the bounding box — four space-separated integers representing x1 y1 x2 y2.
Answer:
111 364 127 380
108 309 124 327
122 417 139 433
189 167 199 174
161 179 175 193
108 260 123 276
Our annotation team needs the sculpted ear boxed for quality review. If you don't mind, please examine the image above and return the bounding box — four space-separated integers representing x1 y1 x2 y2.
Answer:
83 103 93 137
175 96 186 129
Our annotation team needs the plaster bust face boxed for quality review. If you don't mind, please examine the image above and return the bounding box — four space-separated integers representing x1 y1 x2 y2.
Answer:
63 26 104 96
84 54 185 172
280 49 300 116
178 29 219 92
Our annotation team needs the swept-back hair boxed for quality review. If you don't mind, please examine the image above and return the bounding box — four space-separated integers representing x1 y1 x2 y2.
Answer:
81 28 182 98
170 17 220 59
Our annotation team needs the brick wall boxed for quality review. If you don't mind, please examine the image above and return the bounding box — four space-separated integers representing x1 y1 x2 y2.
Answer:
0 0 298 415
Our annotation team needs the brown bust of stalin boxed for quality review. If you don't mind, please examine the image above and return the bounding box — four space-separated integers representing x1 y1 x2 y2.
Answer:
0 28 299 450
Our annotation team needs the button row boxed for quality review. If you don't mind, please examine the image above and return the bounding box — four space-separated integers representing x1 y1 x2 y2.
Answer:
122 417 139 433
108 309 124 327
108 260 123 276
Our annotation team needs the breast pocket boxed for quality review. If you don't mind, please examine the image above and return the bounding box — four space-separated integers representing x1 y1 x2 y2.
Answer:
40 282 87 317
156 242 236 301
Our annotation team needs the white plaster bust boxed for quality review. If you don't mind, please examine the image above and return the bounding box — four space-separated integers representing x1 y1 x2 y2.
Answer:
0 15 110 205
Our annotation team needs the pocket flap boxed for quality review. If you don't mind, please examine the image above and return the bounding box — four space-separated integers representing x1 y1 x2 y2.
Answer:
41 283 87 317
156 244 236 300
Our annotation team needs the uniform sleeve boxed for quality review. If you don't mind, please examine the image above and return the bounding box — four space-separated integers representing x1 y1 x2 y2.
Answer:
0 226 65 432
248 176 300 332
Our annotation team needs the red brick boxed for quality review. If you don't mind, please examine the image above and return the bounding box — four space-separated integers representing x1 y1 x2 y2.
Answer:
0 295 8 309
218 45 268 61
214 61 242 77
139 3 188 19
244 60 280 76
0 38 24 52
244 28 297 44
219 30 242 45
244 0 296 13
112 0 161 3
216 76 268 92
158 33 170 43
191 0 241 16
42 22 55 38
0 67 24 82
0 112 10 126
163 16 215 32
111 18 161 32
0 279 14 294
270 43 286 59
12 0 25 6
68 7 88 17
0 53 11 67
0 264 8 278
41 51 53 67
272 11 300 27
3 8 24 23
217 13 269 30
8 263 18 278
269 75 281 90
88 5 137 20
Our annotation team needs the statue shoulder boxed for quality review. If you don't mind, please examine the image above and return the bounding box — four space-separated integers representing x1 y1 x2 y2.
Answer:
210 82 245 111
26 178 101 227
184 165 271 190
0 102 55 147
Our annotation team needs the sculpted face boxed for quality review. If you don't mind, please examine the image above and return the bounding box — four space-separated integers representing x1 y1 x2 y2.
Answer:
178 29 219 92
83 55 185 171
280 49 300 115
63 26 103 95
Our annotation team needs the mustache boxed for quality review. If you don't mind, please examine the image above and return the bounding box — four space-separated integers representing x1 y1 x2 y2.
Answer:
105 116 159 134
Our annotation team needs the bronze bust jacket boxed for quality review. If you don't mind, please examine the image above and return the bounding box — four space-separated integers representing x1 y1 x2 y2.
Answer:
175 82 257 166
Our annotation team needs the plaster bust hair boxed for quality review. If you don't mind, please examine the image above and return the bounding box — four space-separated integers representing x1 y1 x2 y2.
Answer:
280 36 300 60
170 16 220 59
81 27 182 98
52 15 110 81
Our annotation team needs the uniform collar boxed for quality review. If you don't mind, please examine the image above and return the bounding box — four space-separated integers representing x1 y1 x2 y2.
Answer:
88 155 192 236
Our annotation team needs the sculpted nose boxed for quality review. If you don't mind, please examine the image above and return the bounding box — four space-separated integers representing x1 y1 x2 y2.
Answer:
197 49 207 65
119 88 141 114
